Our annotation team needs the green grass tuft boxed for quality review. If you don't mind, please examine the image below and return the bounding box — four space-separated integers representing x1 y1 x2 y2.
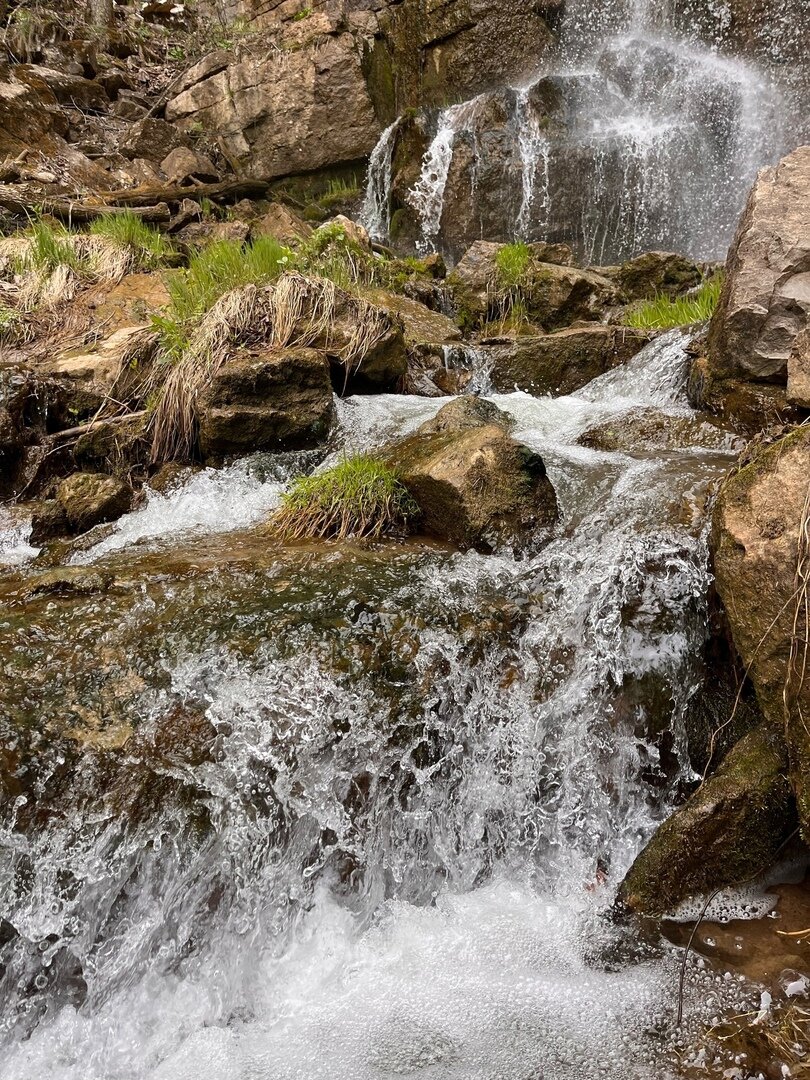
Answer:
494 242 531 290
15 220 82 274
154 236 292 356
89 211 173 269
273 455 420 541
623 274 724 330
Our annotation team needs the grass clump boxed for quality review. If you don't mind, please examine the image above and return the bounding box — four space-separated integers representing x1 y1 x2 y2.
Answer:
490 242 533 332
0 303 31 345
273 455 419 541
153 237 292 357
89 212 173 271
494 242 531 290
623 274 724 330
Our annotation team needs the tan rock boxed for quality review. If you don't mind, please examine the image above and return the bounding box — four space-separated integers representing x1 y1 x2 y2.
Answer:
252 203 313 245
787 328 810 408
708 145 810 382
165 31 381 181
389 398 557 551
159 145 219 185
56 472 132 534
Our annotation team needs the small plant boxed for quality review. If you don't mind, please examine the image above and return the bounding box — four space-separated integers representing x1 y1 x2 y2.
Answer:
491 242 533 332
0 304 31 345
89 212 173 271
318 176 362 210
494 242 531 290
292 7 312 20
273 455 419 541
15 220 82 275
623 274 724 330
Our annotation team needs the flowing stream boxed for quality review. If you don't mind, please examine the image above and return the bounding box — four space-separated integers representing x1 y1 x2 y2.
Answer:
0 333 765 1079
362 0 803 261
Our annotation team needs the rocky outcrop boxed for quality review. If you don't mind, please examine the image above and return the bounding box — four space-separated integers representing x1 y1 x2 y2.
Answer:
488 326 651 396
707 146 810 384
712 426 810 834
165 19 381 182
610 251 704 301
618 726 796 916
197 346 334 459
449 241 620 331
389 397 558 551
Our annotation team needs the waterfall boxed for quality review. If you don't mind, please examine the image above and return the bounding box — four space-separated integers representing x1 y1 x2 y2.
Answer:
363 0 799 260
360 120 399 242
0 333 759 1079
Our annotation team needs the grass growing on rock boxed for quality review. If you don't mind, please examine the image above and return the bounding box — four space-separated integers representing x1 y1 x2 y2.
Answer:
491 242 533 332
623 274 724 330
89 212 174 270
273 456 420 541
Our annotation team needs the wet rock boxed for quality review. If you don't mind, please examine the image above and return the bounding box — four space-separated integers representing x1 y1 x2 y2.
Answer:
56 472 132 535
73 414 150 474
252 203 313 245
119 117 188 162
449 240 621 331
389 398 558 551
22 566 115 598
159 146 219 185
166 22 380 181
579 407 740 454
618 727 796 916
707 145 810 383
611 251 704 301
29 499 68 545
489 326 652 396
712 425 810 833
197 346 334 458
688 355 799 435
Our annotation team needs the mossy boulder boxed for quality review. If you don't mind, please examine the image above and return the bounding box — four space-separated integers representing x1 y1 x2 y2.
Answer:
198 347 334 460
448 240 621 332
712 425 810 834
618 726 796 916
611 251 703 301
387 398 557 551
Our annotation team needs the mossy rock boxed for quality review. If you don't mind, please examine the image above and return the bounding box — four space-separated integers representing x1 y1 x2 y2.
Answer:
618 726 796 916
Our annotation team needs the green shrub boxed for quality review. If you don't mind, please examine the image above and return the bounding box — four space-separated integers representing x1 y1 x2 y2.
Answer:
0 304 30 344
623 274 724 330
273 455 420 540
89 211 173 270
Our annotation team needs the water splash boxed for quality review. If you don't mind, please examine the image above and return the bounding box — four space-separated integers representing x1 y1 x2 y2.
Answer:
515 86 551 239
0 335 756 1078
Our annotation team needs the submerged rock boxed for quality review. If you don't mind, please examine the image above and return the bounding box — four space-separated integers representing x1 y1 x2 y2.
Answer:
488 325 652 396
579 407 740 454
198 346 334 459
618 726 796 916
389 398 557 551
712 425 810 834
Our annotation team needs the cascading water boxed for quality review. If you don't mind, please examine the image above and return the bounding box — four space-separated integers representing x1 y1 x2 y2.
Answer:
360 120 400 243
0 333 764 1079
363 0 802 261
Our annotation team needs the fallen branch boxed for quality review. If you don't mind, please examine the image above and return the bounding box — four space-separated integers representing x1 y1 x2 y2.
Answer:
48 410 147 444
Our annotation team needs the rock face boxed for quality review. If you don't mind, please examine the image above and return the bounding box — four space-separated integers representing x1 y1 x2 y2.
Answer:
707 146 810 383
612 251 703 301
197 347 334 458
389 397 558 551
488 326 652 396
712 426 810 833
618 726 796 916
166 20 381 182
787 328 810 407
448 241 620 331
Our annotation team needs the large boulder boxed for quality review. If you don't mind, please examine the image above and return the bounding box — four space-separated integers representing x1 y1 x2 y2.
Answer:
618 726 796 916
388 397 558 551
707 146 810 383
197 346 334 459
712 426 810 834
449 241 620 331
166 20 381 181
488 325 652 396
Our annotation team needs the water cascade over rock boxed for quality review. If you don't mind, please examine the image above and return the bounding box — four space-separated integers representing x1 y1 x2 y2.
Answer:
364 0 807 262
